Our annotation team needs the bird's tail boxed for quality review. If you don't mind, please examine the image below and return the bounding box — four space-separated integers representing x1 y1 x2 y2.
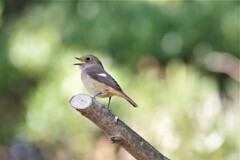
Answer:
121 92 138 107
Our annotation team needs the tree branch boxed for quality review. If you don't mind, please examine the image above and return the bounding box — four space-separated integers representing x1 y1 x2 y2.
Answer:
69 94 170 160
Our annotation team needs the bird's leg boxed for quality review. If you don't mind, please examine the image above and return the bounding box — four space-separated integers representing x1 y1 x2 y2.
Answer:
93 93 112 111
107 96 112 110
93 92 102 98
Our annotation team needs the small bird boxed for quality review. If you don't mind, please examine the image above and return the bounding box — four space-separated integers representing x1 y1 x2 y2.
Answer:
74 54 138 109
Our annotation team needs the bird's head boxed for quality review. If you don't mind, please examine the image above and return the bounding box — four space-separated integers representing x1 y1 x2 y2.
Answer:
74 54 103 69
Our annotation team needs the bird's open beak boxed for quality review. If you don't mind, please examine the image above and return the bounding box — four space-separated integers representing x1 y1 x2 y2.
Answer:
74 57 84 65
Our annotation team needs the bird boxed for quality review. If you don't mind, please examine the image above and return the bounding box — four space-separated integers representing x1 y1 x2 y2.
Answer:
74 54 138 109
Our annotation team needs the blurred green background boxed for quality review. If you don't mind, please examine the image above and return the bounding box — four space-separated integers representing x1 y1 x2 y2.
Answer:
0 1 239 160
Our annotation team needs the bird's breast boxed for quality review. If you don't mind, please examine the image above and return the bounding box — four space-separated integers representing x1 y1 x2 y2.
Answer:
81 71 108 97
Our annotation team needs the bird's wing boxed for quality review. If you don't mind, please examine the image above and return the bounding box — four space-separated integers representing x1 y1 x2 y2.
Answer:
84 65 122 91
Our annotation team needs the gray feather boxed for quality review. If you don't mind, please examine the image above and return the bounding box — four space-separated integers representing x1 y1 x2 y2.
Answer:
84 65 122 91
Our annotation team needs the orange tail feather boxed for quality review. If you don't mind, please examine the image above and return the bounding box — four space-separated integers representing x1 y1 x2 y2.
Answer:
121 92 138 107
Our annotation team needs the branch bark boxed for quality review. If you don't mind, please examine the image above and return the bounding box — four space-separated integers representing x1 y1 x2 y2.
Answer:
69 94 170 160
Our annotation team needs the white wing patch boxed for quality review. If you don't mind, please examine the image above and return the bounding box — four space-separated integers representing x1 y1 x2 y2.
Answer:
97 73 107 77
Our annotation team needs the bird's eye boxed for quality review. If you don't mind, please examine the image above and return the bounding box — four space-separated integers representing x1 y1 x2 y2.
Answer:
86 57 91 61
